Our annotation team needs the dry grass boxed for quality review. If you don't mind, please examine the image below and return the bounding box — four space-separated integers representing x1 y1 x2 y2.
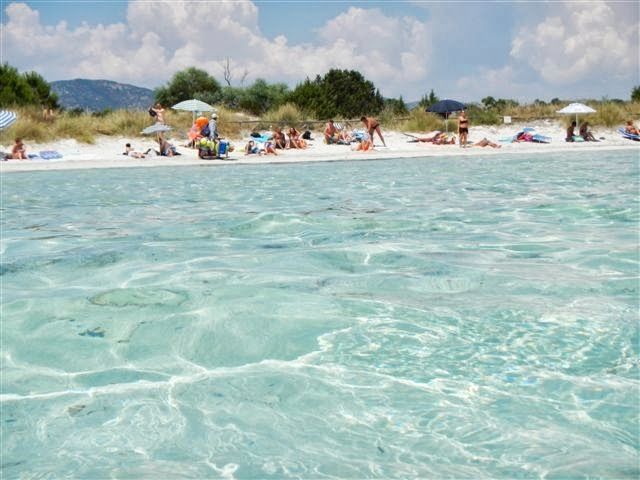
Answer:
396 109 443 133
1 101 638 145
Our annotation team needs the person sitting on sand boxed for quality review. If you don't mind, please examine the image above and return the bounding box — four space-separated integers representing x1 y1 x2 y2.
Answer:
157 134 179 157
10 138 27 160
472 138 501 148
273 127 287 149
123 143 146 158
288 127 307 149
360 116 386 147
245 140 260 155
579 122 598 142
262 141 277 156
566 121 577 142
624 120 639 135
324 120 338 144
351 134 373 152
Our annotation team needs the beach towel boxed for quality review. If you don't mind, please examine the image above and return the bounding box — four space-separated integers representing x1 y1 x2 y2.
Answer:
502 127 551 144
39 150 63 159
618 127 640 141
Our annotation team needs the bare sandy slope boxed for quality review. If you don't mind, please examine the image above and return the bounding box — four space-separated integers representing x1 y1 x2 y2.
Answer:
1 121 637 173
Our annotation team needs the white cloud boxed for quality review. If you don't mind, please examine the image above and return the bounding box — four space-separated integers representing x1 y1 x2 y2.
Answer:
510 1 638 84
2 1 433 98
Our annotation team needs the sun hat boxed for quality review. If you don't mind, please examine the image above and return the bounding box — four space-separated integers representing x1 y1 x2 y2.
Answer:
211 113 218 119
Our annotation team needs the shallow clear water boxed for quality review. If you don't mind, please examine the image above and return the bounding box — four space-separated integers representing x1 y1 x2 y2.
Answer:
1 151 639 478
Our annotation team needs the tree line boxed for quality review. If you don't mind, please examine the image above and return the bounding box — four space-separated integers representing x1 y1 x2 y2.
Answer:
154 67 405 119
0 64 59 109
2 62 639 119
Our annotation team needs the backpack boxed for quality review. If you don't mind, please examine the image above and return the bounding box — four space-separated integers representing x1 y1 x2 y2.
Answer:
201 124 210 137
148 107 157 118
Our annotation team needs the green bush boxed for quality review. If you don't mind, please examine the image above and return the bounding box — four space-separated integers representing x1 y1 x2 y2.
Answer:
399 109 443 133
262 103 304 127
591 102 626 127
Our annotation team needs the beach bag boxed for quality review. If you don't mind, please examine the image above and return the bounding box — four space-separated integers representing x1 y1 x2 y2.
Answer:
218 140 228 155
302 130 312 140
148 107 156 118
201 124 211 137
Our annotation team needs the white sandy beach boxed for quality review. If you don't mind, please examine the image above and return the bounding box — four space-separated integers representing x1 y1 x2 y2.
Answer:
1 121 637 173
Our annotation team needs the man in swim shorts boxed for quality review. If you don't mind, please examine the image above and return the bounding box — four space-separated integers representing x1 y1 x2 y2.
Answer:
360 116 386 147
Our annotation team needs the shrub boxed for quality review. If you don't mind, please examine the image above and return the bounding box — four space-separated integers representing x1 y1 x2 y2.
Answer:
591 101 626 127
399 109 443 133
262 103 304 127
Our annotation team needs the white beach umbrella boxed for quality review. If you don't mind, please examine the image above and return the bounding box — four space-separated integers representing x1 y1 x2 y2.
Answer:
172 99 215 122
0 110 17 130
141 123 172 135
556 103 597 124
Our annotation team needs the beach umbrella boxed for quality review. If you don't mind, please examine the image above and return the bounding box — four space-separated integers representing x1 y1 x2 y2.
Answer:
0 110 17 130
556 102 596 124
427 99 466 132
141 123 172 135
172 99 215 122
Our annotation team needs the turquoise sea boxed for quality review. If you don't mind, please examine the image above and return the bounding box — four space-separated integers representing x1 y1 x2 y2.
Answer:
1 150 638 478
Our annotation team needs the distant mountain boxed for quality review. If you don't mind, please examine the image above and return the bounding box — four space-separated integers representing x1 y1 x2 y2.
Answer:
50 79 155 111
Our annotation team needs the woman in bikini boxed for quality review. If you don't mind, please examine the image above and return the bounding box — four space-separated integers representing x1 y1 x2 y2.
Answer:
360 116 386 147
458 110 469 147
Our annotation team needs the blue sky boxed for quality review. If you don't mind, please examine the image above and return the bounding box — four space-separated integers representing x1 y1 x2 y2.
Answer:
2 1 638 103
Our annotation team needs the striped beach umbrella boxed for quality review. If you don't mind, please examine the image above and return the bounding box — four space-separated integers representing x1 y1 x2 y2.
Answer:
0 110 17 130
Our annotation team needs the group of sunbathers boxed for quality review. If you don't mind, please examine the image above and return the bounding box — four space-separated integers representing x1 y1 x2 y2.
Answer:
565 121 600 142
244 126 309 156
324 117 386 149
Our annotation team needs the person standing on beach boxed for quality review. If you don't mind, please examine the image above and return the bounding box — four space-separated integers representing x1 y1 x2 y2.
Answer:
360 116 386 147
151 103 166 124
208 112 218 140
458 110 469 147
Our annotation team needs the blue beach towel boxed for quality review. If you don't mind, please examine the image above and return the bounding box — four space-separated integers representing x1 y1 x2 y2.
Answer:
39 150 63 159
618 127 640 141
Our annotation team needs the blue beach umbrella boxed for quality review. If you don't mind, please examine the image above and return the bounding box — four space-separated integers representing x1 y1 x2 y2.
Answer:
427 99 466 132
0 110 17 130
426 99 466 116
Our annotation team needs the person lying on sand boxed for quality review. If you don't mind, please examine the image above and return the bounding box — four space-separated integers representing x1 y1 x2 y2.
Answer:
123 143 146 158
405 131 441 142
624 120 639 136
472 138 501 148
432 132 456 145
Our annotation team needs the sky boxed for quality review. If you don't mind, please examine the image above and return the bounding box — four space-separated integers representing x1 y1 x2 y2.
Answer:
1 0 638 103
